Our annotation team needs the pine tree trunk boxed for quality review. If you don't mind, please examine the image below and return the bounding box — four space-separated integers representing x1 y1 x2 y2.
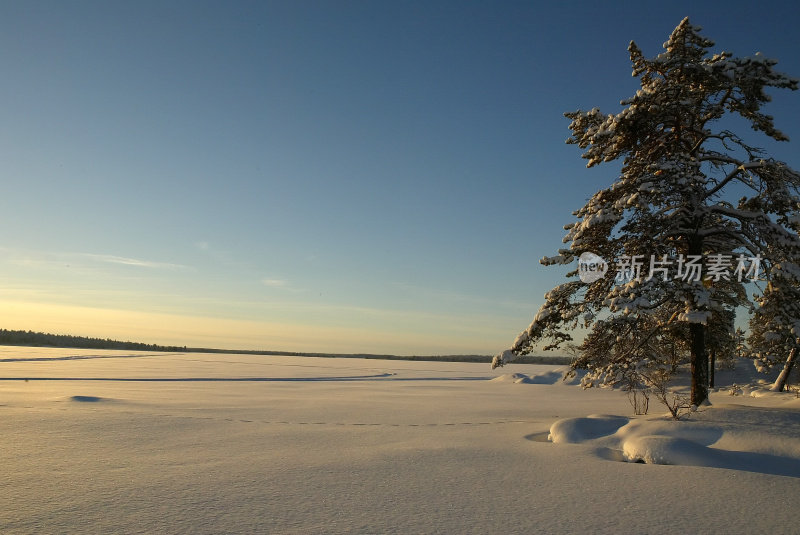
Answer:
690 322 708 406
688 234 708 406
770 345 798 393
709 349 715 389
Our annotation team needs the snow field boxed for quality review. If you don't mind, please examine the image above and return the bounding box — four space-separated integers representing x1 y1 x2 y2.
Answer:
1 348 798 534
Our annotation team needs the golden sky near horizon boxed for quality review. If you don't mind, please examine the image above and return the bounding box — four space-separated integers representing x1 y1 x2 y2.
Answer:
0 300 500 355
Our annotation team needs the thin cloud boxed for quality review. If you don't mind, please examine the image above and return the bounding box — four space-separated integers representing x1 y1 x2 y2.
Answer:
1 248 190 273
83 254 188 270
262 278 289 288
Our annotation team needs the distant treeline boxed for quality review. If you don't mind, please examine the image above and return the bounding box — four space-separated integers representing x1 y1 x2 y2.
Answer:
0 328 570 365
0 329 187 352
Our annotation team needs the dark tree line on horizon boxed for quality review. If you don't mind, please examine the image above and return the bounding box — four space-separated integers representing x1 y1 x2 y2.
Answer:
0 329 187 352
0 328 526 363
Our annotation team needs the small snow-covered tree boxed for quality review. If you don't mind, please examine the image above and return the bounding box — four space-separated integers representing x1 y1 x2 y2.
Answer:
493 18 800 406
735 327 747 358
748 276 800 391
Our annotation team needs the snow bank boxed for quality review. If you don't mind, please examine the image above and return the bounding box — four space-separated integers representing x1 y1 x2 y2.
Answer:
549 415 629 443
491 372 534 383
548 403 800 475
621 435 719 466
490 366 574 385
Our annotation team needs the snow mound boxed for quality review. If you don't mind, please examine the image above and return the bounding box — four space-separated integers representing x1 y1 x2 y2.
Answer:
525 369 567 384
560 367 587 385
492 367 575 385
549 415 629 443
622 435 718 466
549 415 728 466
69 395 108 403
491 373 534 384
548 405 800 475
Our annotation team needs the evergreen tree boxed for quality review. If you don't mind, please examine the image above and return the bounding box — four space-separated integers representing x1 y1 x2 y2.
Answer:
493 18 800 406
748 276 800 391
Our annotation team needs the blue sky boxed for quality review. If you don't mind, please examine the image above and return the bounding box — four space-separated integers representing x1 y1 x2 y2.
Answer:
2 1 799 354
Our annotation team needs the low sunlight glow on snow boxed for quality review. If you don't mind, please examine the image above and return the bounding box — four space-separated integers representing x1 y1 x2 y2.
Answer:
2 348 799 534
3 2 800 533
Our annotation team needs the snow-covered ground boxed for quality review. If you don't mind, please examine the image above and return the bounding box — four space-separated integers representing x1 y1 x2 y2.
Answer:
1 347 798 534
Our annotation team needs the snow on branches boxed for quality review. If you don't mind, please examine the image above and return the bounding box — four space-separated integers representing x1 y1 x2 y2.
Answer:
495 18 800 406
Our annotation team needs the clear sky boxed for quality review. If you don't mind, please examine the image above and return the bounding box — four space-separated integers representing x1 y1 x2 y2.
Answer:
2 0 799 355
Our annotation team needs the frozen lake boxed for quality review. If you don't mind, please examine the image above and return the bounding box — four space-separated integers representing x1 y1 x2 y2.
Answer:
1 347 798 534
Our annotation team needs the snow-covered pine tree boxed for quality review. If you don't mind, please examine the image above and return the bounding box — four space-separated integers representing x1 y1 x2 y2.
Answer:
493 18 800 406
748 275 800 392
